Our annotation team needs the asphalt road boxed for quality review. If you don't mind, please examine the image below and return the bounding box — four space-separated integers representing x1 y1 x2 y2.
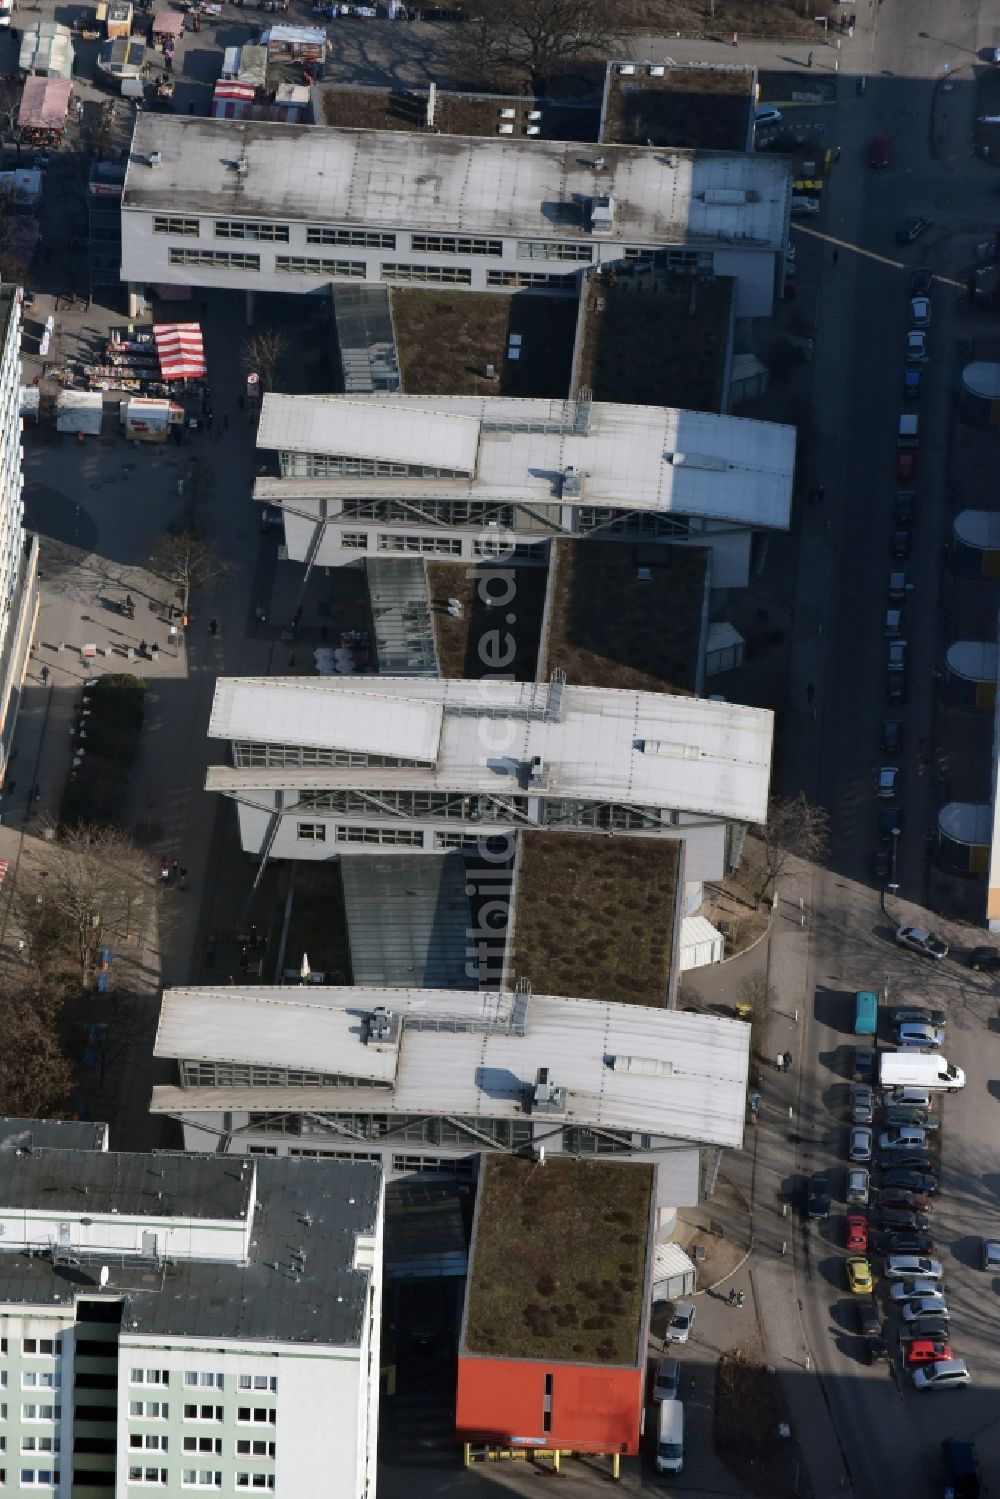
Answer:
790 0 1000 1490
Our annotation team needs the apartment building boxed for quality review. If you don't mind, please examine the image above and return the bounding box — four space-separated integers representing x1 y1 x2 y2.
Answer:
204 673 773 884
0 286 39 787
0 1141 382 1499
253 392 795 581
150 983 750 1216
119 116 791 318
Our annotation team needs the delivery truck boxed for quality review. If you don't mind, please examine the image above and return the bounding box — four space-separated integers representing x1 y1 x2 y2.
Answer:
879 1052 965 1092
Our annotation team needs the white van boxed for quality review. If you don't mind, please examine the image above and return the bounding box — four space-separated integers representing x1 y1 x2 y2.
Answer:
656 1400 684 1473
879 1053 965 1092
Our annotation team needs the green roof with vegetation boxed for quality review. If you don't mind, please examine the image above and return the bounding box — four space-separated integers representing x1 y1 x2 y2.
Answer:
463 1155 653 1364
391 289 577 399
543 540 707 696
427 560 546 681
511 831 679 1004
576 271 732 414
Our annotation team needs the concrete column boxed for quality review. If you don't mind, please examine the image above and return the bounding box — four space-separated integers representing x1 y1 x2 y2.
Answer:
127 283 142 318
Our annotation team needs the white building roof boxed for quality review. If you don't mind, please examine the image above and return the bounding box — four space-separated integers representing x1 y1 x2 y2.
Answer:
256 394 795 528
208 676 774 823
122 115 791 249
153 985 750 1149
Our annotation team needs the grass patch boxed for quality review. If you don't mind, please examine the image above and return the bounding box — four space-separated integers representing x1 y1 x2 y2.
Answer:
544 540 707 695
715 1346 813 1498
511 831 678 1003
426 561 547 680
60 674 146 828
577 271 733 413
391 289 577 398
464 1155 653 1363
602 64 754 151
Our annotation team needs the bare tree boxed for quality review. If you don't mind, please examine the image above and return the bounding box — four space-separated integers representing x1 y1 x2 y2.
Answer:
242 328 288 393
453 0 620 91
17 822 156 990
755 792 829 899
147 527 231 617
0 976 73 1118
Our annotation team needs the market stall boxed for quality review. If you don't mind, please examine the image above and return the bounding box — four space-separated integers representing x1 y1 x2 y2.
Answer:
151 9 184 44
272 81 309 121
262 24 326 62
56 390 104 435
100 0 133 38
19 22 75 79
211 78 255 117
153 322 206 381
18 76 72 145
120 395 184 441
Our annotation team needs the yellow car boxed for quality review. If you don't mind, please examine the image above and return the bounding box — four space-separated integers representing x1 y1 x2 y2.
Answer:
847 1256 874 1294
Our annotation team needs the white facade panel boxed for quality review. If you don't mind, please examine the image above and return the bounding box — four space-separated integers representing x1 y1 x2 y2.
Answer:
713 244 776 318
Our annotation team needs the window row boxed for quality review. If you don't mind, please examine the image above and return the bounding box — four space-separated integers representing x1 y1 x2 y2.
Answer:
130 1438 276 1458
410 234 502 256
233 743 431 771
486 270 573 289
279 454 466 480
296 790 529 820
382 262 472 285
376 533 462 555
276 257 366 277
168 249 261 272
180 1061 375 1090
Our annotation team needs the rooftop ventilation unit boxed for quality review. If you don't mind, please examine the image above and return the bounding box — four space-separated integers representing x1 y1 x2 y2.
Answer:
561 464 583 497
527 1066 567 1115
500 107 516 119
149 151 162 168
669 450 729 472
235 157 249 176
590 193 615 233
366 1006 401 1050
637 566 652 582
619 63 635 75
703 188 749 206
638 739 701 761
649 64 665 76
526 125 541 136
497 123 514 135
608 1054 674 1076
527 109 542 121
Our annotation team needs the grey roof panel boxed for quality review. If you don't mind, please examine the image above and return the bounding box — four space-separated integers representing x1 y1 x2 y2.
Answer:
341 852 475 990
0 1118 108 1153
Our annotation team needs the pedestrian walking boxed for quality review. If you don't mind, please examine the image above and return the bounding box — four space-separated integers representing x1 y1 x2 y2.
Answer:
731 29 738 45
775 1052 785 1071
728 1287 737 1306
807 49 813 66
179 866 188 890
805 682 815 705
139 639 147 656
160 858 170 882
40 666 49 684
834 145 841 163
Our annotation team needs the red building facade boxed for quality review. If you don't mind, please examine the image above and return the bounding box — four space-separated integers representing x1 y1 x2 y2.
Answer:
456 1354 644 1454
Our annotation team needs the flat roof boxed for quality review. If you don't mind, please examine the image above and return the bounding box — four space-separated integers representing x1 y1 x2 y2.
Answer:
123 115 791 249
511 831 679 1004
0 1152 380 1346
540 540 708 695
946 641 998 682
601 61 755 152
207 676 775 824
955 510 1000 550
939 802 992 846
153 985 750 1149
0 1119 108 1153
462 1155 653 1364
256 394 795 528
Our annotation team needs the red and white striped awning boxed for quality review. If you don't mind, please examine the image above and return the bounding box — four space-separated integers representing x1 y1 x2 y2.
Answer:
154 322 206 381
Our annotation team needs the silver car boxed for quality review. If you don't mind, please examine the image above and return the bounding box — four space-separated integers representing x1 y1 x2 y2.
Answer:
847 1167 870 1205
886 1254 943 1281
666 1301 695 1344
896 1022 945 1050
890 1278 944 1303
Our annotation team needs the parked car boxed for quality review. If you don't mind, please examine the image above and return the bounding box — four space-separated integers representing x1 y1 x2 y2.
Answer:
896 1022 945 1050
878 1188 932 1213
893 492 916 526
850 1126 873 1162
847 1256 874 1294
905 1340 953 1368
884 1086 931 1109
981 1238 1000 1271
969 947 1000 971
876 765 899 799
852 1048 877 1083
906 330 928 361
878 805 903 841
259 504 284 534
879 1128 928 1151
902 1297 950 1323
896 927 948 960
873 847 891 881
912 1359 969 1391
896 449 917 482
856 1298 881 1337
901 1315 952 1341
791 196 821 216
911 267 932 295
652 1356 680 1401
896 216 933 244
891 529 912 559
881 719 903 753
807 1174 831 1220
846 1214 869 1251
877 1151 932 1172
847 1167 870 1205
890 1280 946 1304
886 672 905 705
910 296 932 327
852 1085 875 1124
903 368 923 400
868 1335 890 1365
869 134 890 167
755 105 783 125
883 1170 938 1194
885 1254 942 1282
888 570 910 600
880 1208 931 1232
666 1301 695 1343
884 1106 936 1130
888 1005 945 1028
883 1231 934 1257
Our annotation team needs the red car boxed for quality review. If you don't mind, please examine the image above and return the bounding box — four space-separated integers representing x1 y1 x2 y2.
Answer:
878 1190 931 1214
905 1339 953 1366
869 134 890 168
846 1214 869 1251
896 450 917 482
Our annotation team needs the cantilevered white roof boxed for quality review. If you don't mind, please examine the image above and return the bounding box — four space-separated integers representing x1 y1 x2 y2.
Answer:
153 985 750 1149
260 394 481 473
123 115 791 249
256 394 795 529
210 677 444 762
207 676 774 823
